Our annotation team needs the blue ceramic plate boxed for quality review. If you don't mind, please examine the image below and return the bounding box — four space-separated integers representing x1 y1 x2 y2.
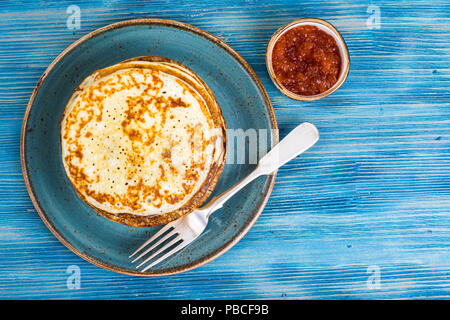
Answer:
21 19 278 275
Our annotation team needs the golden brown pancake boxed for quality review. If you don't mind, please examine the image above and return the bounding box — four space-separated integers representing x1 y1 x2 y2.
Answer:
61 57 226 226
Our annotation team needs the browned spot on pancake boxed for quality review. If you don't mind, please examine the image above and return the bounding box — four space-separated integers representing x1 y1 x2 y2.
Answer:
169 164 178 176
165 194 179 205
182 182 194 194
127 129 142 141
169 97 188 108
159 164 167 181
184 168 199 182
74 148 83 161
162 148 171 160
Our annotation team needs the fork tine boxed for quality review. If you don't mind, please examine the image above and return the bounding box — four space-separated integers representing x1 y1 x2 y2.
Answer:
129 225 174 259
131 228 178 263
140 240 190 272
136 235 182 269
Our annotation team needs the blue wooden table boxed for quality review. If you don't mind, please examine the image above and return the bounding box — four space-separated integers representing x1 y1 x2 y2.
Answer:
1 0 449 299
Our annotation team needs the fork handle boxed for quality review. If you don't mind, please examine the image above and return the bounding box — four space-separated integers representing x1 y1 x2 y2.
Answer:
199 122 319 218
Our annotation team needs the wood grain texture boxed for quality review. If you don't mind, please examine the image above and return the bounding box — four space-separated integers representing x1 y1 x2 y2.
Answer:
1 0 450 299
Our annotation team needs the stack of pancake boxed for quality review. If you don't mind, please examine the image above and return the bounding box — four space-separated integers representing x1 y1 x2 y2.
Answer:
61 57 226 226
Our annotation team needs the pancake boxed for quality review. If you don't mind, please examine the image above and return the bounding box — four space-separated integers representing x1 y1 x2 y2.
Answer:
61 57 226 226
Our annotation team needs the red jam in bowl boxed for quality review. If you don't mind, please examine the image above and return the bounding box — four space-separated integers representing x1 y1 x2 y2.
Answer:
271 24 342 96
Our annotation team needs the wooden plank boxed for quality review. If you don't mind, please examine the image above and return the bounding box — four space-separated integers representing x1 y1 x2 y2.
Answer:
0 0 449 299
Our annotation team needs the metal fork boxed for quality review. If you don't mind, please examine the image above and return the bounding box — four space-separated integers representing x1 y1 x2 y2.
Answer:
130 122 319 272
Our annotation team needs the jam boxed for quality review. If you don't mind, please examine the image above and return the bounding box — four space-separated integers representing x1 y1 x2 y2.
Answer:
271 24 342 96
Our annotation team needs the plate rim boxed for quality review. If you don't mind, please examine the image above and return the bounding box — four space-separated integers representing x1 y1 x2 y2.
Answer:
20 18 279 276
